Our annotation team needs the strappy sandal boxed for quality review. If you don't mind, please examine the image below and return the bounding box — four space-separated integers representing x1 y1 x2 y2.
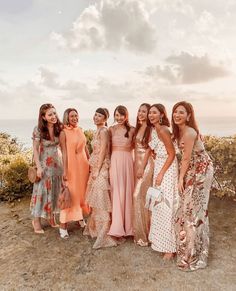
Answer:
59 228 69 239
32 221 44 234
49 216 59 228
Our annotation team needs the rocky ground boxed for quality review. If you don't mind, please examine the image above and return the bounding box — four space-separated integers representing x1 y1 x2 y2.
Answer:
0 197 235 291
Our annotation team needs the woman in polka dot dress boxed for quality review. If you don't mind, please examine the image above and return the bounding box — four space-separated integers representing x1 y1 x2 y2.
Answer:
148 104 178 260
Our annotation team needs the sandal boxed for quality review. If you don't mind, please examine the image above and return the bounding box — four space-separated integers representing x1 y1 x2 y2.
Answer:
32 221 44 234
49 216 59 228
78 219 86 228
59 228 69 239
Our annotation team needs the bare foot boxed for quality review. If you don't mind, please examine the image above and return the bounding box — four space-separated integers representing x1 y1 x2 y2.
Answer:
32 220 44 234
163 253 175 260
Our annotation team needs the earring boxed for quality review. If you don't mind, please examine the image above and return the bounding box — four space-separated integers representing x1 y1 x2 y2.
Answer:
159 117 162 124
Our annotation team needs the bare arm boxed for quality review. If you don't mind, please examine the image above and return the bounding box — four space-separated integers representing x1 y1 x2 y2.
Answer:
33 139 43 179
155 127 175 186
59 131 68 180
178 128 197 193
92 129 109 179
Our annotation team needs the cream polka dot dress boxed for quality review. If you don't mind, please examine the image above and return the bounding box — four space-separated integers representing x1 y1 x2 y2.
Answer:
148 128 178 253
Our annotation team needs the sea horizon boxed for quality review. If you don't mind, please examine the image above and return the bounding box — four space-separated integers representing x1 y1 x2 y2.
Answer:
0 116 235 148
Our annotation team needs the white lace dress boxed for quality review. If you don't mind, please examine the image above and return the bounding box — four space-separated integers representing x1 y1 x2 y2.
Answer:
148 129 178 253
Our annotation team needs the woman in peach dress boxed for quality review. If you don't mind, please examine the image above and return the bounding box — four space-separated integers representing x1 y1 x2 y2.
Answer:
59 108 89 238
108 105 135 238
83 108 117 249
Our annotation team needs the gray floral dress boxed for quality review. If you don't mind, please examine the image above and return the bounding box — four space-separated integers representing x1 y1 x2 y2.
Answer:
175 138 214 271
30 127 63 219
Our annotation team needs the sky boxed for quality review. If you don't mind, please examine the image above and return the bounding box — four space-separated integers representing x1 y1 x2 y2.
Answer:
0 0 236 123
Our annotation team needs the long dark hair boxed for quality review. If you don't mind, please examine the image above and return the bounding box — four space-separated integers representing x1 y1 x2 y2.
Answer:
114 105 131 138
149 104 170 127
171 101 199 141
96 107 109 126
38 103 62 140
134 103 151 147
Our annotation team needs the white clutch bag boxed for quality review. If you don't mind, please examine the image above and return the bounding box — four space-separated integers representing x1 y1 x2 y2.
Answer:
145 186 171 211
145 186 163 211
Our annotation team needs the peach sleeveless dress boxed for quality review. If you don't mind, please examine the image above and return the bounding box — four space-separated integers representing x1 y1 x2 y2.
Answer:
60 125 89 223
108 125 134 237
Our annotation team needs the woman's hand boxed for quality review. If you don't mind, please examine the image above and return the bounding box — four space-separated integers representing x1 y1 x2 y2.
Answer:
92 169 99 180
178 178 185 194
37 166 43 179
137 168 144 179
155 172 164 187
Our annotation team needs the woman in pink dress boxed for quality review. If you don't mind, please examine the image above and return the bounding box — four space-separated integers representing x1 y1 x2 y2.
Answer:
108 105 135 238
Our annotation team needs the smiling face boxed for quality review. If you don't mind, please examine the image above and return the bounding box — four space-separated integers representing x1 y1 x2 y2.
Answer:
114 110 126 125
43 108 57 125
68 110 79 127
172 105 190 126
137 105 148 123
148 106 162 125
93 111 106 126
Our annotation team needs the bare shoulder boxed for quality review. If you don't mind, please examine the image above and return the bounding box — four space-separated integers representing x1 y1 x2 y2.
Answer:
100 127 109 137
184 127 197 140
159 126 171 137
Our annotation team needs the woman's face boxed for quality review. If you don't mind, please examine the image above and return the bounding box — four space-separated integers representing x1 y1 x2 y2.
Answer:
93 111 106 126
137 105 148 123
148 106 161 125
68 110 79 127
43 108 57 125
114 110 126 125
172 105 189 126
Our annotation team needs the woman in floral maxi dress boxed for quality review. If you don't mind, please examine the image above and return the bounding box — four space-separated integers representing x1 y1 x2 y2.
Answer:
172 101 214 271
30 103 63 233
84 108 117 249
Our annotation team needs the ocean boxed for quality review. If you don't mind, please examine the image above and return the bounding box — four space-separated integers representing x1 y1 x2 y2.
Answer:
0 117 235 148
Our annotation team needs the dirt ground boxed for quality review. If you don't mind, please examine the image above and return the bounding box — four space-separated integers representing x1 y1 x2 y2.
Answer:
0 197 235 291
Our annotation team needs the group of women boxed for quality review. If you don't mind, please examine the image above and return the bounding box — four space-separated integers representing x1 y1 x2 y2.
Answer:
30 101 213 272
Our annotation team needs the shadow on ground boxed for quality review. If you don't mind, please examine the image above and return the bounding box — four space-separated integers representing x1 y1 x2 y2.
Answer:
0 197 235 291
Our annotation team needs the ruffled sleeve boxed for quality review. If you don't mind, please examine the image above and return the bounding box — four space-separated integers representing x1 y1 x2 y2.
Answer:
32 126 41 141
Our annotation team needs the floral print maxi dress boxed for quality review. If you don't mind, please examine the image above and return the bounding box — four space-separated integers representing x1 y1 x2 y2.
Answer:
30 127 63 219
175 138 214 271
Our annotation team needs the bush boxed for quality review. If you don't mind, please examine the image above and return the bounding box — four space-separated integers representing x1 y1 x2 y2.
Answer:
205 135 236 198
84 129 94 155
0 155 32 201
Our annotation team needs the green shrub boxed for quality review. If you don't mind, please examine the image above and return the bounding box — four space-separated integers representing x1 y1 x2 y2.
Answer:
0 155 32 201
84 129 94 155
205 135 236 198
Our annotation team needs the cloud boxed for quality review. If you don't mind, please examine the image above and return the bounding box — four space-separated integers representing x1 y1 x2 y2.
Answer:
145 52 230 84
39 67 59 89
51 0 156 53
167 52 230 84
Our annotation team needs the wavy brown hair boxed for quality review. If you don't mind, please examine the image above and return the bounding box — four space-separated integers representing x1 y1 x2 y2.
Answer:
114 105 131 138
149 104 170 127
171 101 199 141
38 103 62 140
134 103 151 148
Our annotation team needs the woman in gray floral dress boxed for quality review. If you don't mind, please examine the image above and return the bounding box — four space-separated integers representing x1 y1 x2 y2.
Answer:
30 103 64 234
172 101 214 271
